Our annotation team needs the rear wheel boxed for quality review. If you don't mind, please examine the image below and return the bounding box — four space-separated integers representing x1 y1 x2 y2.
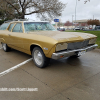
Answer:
32 47 50 68
2 43 11 52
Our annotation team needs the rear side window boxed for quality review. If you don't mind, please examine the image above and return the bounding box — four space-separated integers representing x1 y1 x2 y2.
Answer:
9 23 15 31
0 23 10 30
12 23 23 33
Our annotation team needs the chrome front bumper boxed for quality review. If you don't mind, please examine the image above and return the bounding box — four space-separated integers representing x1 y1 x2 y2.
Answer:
52 44 98 60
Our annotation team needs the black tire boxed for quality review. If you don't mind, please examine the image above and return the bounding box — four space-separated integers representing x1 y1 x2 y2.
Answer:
70 55 80 58
2 43 11 52
32 47 50 68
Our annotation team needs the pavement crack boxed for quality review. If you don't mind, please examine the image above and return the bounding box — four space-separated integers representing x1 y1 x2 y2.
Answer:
20 68 56 92
46 93 71 100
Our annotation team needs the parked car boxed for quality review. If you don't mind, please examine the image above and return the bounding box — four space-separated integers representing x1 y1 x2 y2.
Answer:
95 25 100 30
74 26 82 30
57 27 65 31
0 20 98 68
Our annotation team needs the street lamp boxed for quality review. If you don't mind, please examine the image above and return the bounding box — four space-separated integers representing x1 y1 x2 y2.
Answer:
93 15 94 20
72 15 74 28
75 0 77 28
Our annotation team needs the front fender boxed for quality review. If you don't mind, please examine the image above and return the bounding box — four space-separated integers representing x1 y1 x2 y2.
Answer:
45 45 56 58
30 42 55 55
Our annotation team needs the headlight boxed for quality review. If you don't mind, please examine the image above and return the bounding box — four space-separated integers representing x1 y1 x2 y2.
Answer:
89 38 96 44
56 43 68 51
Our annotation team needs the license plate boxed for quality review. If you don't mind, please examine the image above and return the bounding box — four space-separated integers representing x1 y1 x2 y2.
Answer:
78 50 86 56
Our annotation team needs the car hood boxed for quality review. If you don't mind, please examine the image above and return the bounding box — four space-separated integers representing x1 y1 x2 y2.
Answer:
29 31 97 43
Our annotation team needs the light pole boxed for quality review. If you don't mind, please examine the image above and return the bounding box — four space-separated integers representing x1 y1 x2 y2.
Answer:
75 0 77 28
93 15 94 20
72 15 74 28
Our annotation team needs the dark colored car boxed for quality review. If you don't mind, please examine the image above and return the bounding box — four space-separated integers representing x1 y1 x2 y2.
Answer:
57 27 65 31
95 26 100 30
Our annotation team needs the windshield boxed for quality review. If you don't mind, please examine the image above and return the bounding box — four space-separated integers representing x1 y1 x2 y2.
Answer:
24 22 56 32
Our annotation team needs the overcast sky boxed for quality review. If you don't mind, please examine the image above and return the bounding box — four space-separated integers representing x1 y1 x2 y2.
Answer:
25 0 100 23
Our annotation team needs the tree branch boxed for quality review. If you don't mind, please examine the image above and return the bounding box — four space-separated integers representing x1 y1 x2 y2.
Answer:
23 0 26 5
0 6 14 17
4 0 21 15
19 0 23 8
25 10 40 15
26 4 35 9
24 0 32 9
25 7 55 15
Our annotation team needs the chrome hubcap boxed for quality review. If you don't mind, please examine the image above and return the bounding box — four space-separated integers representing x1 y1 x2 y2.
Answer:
34 50 43 65
2 43 6 51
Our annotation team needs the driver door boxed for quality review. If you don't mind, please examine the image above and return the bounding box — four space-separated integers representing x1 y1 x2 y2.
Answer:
8 23 24 50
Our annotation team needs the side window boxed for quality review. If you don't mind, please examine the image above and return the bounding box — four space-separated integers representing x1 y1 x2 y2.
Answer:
9 23 15 31
12 23 23 33
0 23 10 30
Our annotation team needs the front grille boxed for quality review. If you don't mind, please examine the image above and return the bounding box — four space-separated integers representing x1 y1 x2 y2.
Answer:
67 40 89 50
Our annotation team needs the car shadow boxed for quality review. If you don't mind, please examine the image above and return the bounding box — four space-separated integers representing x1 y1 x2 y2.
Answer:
49 56 82 69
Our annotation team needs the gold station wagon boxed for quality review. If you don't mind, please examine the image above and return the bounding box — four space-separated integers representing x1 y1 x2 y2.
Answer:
0 20 98 68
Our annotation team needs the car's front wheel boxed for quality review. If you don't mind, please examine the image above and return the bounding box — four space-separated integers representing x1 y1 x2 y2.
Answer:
2 43 11 52
32 47 50 68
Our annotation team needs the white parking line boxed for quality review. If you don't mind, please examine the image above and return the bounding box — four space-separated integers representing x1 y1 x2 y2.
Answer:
0 47 3 49
0 58 33 77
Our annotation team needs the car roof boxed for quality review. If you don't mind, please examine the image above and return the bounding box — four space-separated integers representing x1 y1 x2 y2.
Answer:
5 20 49 23
23 21 49 23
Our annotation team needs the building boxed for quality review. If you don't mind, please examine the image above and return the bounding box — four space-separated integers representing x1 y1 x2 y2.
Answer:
73 19 88 27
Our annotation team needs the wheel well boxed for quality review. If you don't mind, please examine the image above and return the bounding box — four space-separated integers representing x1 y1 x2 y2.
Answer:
30 45 41 54
1 42 3 45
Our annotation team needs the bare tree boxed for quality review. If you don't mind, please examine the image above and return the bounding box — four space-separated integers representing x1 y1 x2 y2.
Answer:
87 19 100 26
0 0 20 19
78 0 90 4
0 0 66 19
64 21 72 26
84 0 90 4
87 19 100 29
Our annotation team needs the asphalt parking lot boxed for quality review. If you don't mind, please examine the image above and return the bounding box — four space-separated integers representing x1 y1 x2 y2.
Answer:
0 44 100 100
